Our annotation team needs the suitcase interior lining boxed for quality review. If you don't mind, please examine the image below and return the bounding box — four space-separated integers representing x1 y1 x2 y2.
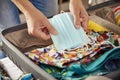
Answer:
3 24 53 53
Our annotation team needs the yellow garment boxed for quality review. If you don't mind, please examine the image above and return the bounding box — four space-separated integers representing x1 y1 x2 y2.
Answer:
88 20 109 32
116 14 120 25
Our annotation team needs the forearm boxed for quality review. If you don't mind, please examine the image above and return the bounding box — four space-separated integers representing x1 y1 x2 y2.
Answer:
70 0 83 5
11 0 38 15
69 0 85 11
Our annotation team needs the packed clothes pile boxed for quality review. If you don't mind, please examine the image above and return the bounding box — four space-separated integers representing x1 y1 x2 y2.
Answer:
25 13 120 80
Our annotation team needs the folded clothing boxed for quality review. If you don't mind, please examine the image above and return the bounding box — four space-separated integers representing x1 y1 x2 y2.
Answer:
105 58 120 72
37 46 120 80
25 30 119 68
24 12 120 79
113 6 120 26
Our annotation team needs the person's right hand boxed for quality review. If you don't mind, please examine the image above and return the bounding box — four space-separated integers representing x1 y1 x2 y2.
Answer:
24 9 57 40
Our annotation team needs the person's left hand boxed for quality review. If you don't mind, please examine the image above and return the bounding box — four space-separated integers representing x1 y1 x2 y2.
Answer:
69 0 89 31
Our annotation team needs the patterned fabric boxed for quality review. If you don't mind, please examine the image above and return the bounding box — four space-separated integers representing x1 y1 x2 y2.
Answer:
113 6 120 26
38 47 120 80
25 30 119 68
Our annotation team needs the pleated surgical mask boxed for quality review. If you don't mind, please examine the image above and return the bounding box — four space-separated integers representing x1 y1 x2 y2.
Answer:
49 12 90 51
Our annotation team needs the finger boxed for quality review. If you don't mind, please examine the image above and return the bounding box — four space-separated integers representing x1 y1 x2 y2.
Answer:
35 27 50 40
43 20 58 35
39 29 51 40
81 15 89 31
73 12 81 29
28 24 50 40
82 22 88 32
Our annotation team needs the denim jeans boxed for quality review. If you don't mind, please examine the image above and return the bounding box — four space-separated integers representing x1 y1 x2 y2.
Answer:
0 0 20 28
30 0 58 17
0 0 58 28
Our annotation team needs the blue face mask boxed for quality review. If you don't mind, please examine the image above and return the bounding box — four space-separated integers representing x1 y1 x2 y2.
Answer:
49 12 90 51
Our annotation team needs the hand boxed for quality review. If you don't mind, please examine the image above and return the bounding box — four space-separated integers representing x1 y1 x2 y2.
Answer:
69 0 89 31
24 9 57 40
11 0 57 40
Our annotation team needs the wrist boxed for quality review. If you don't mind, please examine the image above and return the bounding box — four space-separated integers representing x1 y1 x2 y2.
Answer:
70 0 83 6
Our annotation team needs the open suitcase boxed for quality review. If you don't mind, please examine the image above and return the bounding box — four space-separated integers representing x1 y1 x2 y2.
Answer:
0 24 56 80
1 15 120 80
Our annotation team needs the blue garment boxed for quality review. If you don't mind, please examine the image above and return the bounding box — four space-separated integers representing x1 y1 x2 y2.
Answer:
0 0 58 28
0 50 6 59
0 0 20 28
30 0 58 17
105 58 120 72
20 73 33 80
65 47 120 77
38 47 120 80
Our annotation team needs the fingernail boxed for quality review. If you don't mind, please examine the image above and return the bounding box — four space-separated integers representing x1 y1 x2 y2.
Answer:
76 25 81 29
